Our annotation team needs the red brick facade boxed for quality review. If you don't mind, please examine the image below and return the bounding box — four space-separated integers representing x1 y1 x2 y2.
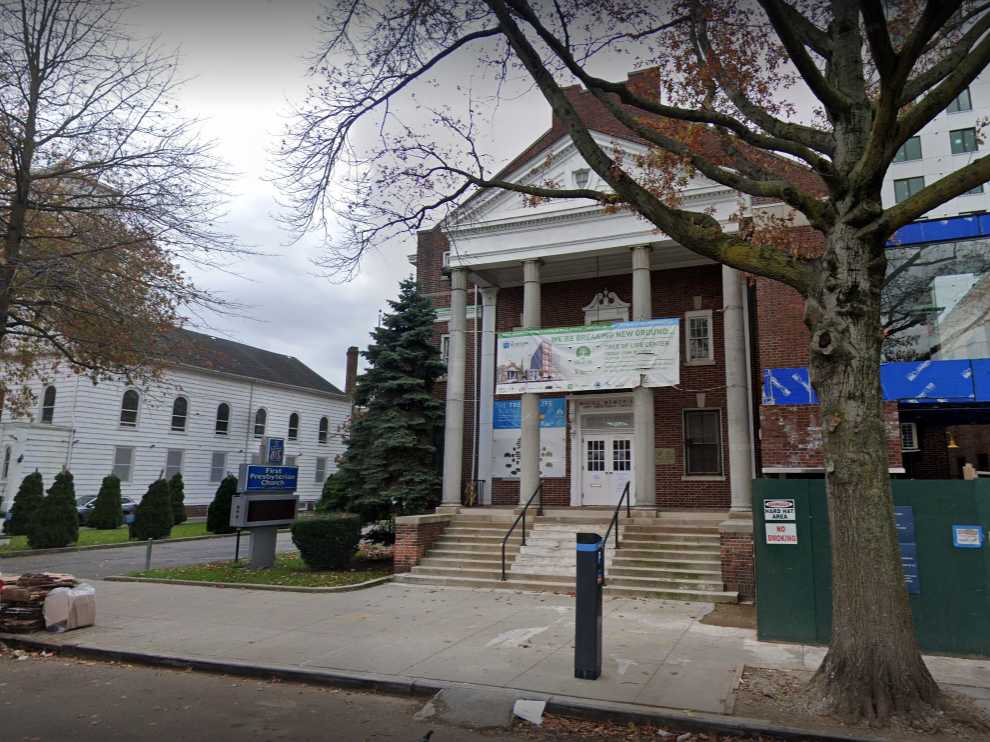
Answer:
394 515 451 573
720 530 755 600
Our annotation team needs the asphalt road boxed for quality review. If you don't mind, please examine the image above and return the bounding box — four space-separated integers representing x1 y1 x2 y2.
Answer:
0 532 296 579
0 651 533 742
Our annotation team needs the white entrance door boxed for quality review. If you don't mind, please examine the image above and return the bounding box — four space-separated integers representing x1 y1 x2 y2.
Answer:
581 434 634 505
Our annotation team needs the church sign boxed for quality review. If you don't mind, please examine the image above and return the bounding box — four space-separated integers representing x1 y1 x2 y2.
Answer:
495 318 680 395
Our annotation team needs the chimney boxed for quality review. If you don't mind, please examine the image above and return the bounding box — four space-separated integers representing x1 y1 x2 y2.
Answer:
345 346 359 396
625 67 662 102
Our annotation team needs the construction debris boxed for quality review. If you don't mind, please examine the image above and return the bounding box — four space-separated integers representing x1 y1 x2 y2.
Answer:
0 573 79 633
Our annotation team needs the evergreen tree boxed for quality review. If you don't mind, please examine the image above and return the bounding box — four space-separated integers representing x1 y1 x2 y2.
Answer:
27 470 78 549
206 475 238 534
87 474 123 530
335 278 445 521
169 472 186 525
131 479 173 540
8 471 44 536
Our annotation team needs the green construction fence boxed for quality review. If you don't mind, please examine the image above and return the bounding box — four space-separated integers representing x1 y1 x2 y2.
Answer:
754 479 990 656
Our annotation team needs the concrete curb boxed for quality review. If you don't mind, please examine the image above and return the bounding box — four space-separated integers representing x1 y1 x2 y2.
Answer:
0 528 291 559
104 574 394 593
0 634 887 742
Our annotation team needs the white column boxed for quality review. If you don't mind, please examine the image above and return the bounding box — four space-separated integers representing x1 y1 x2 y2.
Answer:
441 268 467 506
477 287 498 504
722 265 753 512
519 259 542 505
631 245 656 508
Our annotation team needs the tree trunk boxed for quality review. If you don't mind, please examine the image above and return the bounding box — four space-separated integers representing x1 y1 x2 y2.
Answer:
806 224 940 722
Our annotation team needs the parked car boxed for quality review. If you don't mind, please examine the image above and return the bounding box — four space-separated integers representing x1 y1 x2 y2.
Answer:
76 495 137 525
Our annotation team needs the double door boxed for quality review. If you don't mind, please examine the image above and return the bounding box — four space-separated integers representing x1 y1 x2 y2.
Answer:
581 434 633 506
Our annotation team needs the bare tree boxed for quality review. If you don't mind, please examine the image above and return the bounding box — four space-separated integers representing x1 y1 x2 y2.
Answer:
0 0 238 410
280 0 990 725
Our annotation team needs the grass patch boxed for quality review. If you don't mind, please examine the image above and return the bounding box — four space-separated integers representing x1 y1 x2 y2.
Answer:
0 522 211 553
130 551 392 588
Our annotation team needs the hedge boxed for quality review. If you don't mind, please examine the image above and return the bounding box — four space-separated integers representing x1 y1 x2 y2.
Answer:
291 514 361 570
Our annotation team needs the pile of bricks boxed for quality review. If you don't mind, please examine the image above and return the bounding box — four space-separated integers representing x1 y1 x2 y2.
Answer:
0 573 78 633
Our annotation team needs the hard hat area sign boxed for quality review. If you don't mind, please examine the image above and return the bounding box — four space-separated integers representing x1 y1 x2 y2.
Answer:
766 522 798 545
763 499 795 521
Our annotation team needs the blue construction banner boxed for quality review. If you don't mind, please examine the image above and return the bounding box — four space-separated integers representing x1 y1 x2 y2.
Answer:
493 397 566 429
764 357 990 405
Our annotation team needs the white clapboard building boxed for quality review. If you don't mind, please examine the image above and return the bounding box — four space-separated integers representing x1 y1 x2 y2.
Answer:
0 330 353 513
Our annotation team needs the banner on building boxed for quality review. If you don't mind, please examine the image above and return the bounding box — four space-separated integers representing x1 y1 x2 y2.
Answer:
492 398 566 479
495 318 680 395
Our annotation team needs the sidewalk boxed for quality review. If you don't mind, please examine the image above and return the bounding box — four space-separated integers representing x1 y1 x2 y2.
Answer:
5 580 990 728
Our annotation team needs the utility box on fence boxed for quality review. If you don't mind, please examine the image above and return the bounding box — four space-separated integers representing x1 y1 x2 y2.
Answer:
754 479 990 656
574 532 603 680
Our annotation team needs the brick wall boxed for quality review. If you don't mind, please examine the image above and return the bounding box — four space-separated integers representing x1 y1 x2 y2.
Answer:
720 530 755 600
394 514 451 572
760 402 902 470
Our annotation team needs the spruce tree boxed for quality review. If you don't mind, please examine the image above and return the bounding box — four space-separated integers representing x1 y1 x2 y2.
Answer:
131 479 173 540
27 470 78 549
88 474 123 530
206 475 238 534
8 471 44 535
169 472 187 525
335 278 444 521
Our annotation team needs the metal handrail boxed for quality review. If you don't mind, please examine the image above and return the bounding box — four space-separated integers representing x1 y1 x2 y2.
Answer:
599 482 632 585
501 482 543 580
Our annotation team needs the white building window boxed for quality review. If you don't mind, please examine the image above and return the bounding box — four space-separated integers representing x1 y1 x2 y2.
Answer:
41 385 56 424
165 449 183 479
440 334 450 364
894 176 925 203
2 446 10 480
288 412 299 441
315 456 327 483
253 408 266 438
947 87 972 113
170 396 188 432
120 390 140 427
318 416 329 444
685 309 714 365
683 409 723 476
113 446 135 481
215 403 230 435
210 451 227 482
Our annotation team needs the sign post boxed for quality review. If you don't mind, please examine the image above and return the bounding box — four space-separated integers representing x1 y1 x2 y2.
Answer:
231 437 298 569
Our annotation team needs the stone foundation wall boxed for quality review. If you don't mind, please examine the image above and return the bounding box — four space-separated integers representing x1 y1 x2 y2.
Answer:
394 513 453 572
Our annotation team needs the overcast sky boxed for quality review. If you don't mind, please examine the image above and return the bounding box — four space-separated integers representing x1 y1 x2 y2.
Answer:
122 0 556 391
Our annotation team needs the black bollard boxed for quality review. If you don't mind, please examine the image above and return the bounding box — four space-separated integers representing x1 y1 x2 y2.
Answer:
574 532 603 680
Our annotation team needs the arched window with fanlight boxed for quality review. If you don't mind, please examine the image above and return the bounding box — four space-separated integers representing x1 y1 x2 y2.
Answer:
215 403 230 436
288 412 299 440
120 389 140 427
41 385 56 424
318 416 329 444
170 396 188 432
253 408 267 438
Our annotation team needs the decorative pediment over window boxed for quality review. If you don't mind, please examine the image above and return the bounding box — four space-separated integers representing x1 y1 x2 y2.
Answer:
582 289 630 325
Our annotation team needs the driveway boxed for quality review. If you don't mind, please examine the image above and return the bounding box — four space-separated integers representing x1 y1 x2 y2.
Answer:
0 532 296 579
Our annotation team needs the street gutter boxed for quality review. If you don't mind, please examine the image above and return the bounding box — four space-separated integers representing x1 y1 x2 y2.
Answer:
104 574 393 593
0 634 889 742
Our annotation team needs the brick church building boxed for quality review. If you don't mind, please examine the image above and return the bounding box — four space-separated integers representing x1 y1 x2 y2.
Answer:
393 71 990 602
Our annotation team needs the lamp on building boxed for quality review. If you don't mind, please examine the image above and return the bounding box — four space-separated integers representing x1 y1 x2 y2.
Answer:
947 431 960 449
573 168 590 188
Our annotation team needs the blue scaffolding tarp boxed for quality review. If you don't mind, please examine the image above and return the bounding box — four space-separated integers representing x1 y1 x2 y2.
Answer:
763 358 990 405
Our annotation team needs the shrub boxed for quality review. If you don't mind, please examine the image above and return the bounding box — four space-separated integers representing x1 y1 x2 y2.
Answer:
87 474 123 529
131 479 173 540
364 519 395 545
169 472 187 525
8 471 44 536
27 470 78 549
206 475 238 534
291 514 361 570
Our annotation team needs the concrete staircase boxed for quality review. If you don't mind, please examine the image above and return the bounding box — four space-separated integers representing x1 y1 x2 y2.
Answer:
393 510 738 603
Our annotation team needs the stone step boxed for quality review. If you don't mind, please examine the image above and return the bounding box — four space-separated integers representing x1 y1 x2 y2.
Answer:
612 552 720 566
619 532 720 543
607 564 722 580
430 542 520 554
605 573 724 591
419 556 505 569
433 534 524 546
621 526 720 535
444 527 525 538
603 585 739 603
616 539 719 552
